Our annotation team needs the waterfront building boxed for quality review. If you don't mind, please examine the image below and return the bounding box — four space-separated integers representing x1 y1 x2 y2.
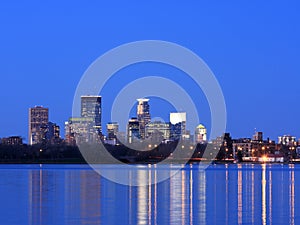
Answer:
28 106 49 145
137 98 151 139
278 135 297 147
195 124 207 143
127 117 140 144
233 138 252 158
233 132 276 159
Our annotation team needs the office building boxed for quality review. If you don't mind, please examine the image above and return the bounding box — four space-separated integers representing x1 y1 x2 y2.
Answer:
127 117 140 144
65 117 98 145
106 122 119 145
137 98 151 139
28 106 49 145
44 122 60 144
81 96 102 134
170 112 186 140
145 121 171 142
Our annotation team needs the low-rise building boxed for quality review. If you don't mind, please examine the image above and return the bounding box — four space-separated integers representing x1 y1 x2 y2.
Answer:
1 136 23 146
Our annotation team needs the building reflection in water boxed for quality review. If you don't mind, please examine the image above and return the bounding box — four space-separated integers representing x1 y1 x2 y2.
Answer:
262 164 267 225
26 163 299 225
289 164 295 225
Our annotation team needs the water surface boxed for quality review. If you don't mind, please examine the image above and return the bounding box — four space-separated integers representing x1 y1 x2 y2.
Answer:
0 164 299 225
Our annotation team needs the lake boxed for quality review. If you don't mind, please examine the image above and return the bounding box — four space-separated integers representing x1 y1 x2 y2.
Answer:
0 164 299 225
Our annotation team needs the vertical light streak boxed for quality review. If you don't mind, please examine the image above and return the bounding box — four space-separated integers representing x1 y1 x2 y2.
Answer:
238 164 243 225
261 164 267 225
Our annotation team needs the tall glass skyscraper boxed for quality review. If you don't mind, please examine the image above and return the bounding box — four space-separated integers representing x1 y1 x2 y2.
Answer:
28 106 49 145
137 98 151 139
81 96 102 134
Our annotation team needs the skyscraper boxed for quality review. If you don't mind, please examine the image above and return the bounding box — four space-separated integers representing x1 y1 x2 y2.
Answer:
127 117 140 144
170 112 186 140
28 106 49 145
137 98 151 139
81 95 102 134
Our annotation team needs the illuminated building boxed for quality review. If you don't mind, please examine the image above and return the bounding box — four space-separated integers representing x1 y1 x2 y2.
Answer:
106 122 119 145
127 117 140 144
81 96 102 134
253 131 263 141
233 132 276 160
43 122 60 144
137 98 151 139
195 124 207 143
28 106 49 145
278 135 297 147
170 112 186 140
65 117 98 145
145 121 170 142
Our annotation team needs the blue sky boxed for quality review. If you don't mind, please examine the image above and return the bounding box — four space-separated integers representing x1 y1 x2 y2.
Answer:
0 1 299 142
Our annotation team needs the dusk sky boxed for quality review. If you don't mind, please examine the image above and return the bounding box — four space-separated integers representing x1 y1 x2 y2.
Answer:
0 1 299 142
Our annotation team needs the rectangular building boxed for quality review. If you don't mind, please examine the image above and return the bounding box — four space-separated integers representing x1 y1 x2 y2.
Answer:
28 106 49 145
81 96 102 134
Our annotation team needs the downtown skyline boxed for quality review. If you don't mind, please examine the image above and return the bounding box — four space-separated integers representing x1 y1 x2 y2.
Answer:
0 1 299 141
1 96 299 147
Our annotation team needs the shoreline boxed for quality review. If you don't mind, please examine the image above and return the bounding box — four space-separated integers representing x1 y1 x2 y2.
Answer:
0 159 299 165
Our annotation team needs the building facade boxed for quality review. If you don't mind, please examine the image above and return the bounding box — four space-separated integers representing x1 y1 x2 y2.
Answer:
28 106 49 145
233 132 276 159
127 117 140 144
195 124 207 143
44 122 60 144
137 98 151 139
170 112 186 140
145 121 170 142
278 135 297 147
81 96 102 134
1 136 23 145
106 122 119 145
65 117 98 145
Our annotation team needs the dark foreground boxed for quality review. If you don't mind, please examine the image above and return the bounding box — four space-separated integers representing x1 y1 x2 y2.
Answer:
0 143 296 164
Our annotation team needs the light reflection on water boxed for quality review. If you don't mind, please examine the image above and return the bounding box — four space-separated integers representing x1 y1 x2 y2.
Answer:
0 164 299 225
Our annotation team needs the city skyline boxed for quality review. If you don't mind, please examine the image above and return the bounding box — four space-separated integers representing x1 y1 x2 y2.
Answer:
1 1 299 141
1 96 299 146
